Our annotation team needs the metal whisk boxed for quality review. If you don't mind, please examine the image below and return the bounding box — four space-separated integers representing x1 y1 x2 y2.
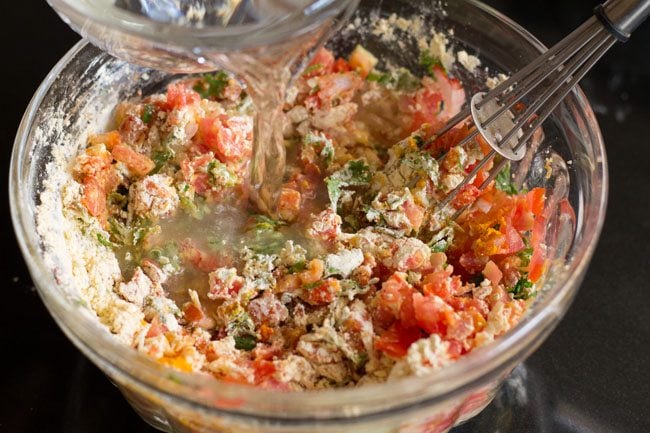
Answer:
433 0 650 219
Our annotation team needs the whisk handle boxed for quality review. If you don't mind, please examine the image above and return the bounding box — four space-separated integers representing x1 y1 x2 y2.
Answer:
597 0 650 41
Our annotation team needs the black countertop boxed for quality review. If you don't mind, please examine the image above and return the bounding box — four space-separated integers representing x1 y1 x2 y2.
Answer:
2 1 649 432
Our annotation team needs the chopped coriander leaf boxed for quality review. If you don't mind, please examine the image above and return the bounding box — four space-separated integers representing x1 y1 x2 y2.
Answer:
303 132 335 166
394 68 421 91
495 163 519 195
325 178 343 210
303 63 324 75
249 214 285 232
510 277 535 300
429 226 454 252
367 71 391 84
347 160 372 183
227 311 256 337
193 71 230 100
304 280 323 290
178 194 204 220
245 215 286 255
148 242 182 272
517 238 534 267
96 233 116 248
402 150 439 184
325 159 373 210
288 260 307 273
132 220 155 246
108 191 128 209
420 52 445 76
108 217 130 245
207 160 239 187
141 104 155 123
234 334 258 351
151 146 174 174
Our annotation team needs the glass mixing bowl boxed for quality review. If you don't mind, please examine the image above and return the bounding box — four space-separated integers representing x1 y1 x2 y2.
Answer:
10 1 607 432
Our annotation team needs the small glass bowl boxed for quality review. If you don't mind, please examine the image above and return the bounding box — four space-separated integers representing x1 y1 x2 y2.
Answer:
11 1 607 432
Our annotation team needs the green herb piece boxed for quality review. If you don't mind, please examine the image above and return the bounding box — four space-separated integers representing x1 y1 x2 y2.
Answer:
429 226 454 253
367 68 420 91
179 195 204 219
249 215 285 232
177 183 205 219
141 104 155 123
303 280 323 290
402 150 440 184
151 146 174 174
366 71 392 85
288 260 307 274
517 237 534 267
245 215 286 255
324 159 372 209
234 334 258 351
207 160 239 187
132 220 155 247
108 217 129 246
510 277 535 300
325 159 373 209
495 163 519 195
303 63 323 76
303 132 335 167
96 233 116 248
226 310 256 339
193 71 230 100
108 191 128 209
394 68 421 91
148 242 181 273
420 52 445 77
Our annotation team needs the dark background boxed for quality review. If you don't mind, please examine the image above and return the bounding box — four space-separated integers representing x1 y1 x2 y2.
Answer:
1 1 649 432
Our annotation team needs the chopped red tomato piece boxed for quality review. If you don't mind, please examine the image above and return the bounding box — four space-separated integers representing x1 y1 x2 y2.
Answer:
199 115 252 163
413 293 455 335
528 215 547 282
304 48 335 78
180 240 222 273
427 125 470 157
403 199 425 232
277 187 302 222
112 144 155 176
452 184 481 208
81 178 108 221
304 278 341 305
528 187 546 216
183 303 204 324
166 82 200 109
332 58 352 73
375 322 422 358
408 68 466 133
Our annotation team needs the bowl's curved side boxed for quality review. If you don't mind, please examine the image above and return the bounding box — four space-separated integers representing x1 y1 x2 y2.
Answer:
11 0 608 431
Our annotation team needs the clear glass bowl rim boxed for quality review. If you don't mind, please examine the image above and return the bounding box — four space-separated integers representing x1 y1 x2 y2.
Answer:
46 0 360 50
11 0 608 424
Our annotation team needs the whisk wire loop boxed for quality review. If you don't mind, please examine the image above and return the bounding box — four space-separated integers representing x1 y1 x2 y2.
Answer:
427 11 624 225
